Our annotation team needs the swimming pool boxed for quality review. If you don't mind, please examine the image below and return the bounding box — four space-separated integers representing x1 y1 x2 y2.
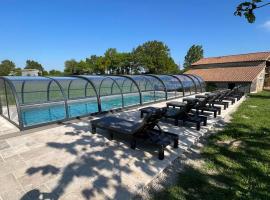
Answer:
21 93 167 127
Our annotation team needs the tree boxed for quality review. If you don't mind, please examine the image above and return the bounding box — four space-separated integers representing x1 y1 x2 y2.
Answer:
43 71 49 76
25 60 44 72
118 52 133 74
10 68 22 76
0 60 16 76
49 70 62 76
86 55 106 74
235 0 270 23
64 59 79 75
63 40 179 75
183 45 204 70
104 48 122 74
132 40 178 74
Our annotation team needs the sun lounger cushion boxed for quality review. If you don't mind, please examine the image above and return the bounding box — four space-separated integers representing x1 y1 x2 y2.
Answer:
91 116 143 135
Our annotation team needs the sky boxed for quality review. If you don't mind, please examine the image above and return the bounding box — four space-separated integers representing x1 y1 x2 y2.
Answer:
0 0 269 71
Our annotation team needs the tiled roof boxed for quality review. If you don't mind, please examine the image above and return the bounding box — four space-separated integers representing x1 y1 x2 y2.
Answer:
192 52 270 65
185 64 265 82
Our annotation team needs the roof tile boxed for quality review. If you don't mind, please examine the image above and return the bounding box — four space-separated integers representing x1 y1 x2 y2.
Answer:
185 64 265 82
192 52 270 65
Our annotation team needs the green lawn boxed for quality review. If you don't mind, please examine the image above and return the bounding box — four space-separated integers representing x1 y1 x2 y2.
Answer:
153 91 270 200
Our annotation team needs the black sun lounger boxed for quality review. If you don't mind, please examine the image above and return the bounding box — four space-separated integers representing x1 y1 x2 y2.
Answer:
165 99 207 131
184 95 221 118
227 86 244 101
210 90 231 109
204 91 229 110
91 109 179 160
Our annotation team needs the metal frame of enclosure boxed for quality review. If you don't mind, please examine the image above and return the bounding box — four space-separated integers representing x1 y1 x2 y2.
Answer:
0 74 205 130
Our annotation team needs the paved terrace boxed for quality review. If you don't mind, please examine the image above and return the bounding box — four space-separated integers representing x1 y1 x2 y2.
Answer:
0 95 245 200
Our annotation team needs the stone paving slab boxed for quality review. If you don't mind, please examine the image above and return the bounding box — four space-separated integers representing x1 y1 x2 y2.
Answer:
0 95 245 200
0 117 19 137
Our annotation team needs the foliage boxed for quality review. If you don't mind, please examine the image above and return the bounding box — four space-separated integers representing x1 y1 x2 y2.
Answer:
1 41 181 76
104 48 120 74
0 60 16 76
43 71 49 76
183 45 203 70
10 68 22 76
63 41 179 75
25 60 44 72
64 59 79 75
48 70 63 76
153 91 270 200
133 40 179 74
235 0 270 23
85 55 105 74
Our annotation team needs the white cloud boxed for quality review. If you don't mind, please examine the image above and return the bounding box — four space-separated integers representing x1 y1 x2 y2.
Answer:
261 20 270 31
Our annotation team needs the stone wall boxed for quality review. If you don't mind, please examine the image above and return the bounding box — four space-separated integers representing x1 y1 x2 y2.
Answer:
255 69 265 92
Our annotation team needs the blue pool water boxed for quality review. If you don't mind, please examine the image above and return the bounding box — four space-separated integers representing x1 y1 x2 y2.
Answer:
21 93 166 127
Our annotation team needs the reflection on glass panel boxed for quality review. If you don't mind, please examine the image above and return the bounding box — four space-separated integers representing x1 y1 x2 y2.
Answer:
129 75 166 103
52 77 99 117
188 75 201 93
68 79 87 99
23 81 48 104
174 75 195 95
193 75 206 92
154 75 183 99
101 78 121 96
82 76 123 111
52 77 72 98
181 75 196 94
5 77 65 105
5 83 19 124
110 76 140 107
101 78 123 110
86 82 97 97
0 80 9 118
48 81 65 101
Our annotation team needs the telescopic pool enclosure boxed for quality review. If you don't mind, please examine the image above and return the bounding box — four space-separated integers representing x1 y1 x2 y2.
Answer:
0 74 205 130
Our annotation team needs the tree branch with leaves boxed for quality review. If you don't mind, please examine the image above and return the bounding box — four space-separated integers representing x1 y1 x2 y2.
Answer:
235 0 270 23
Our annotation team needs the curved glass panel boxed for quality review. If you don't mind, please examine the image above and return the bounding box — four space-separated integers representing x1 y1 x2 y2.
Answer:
5 82 19 124
51 77 99 118
192 74 206 92
4 76 65 104
186 74 201 93
183 75 196 94
3 77 67 128
153 75 183 99
128 75 166 103
173 75 195 95
0 79 9 119
81 75 122 111
108 76 140 107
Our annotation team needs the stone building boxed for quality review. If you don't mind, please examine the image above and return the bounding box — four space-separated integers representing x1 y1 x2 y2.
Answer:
21 69 40 77
185 51 270 93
